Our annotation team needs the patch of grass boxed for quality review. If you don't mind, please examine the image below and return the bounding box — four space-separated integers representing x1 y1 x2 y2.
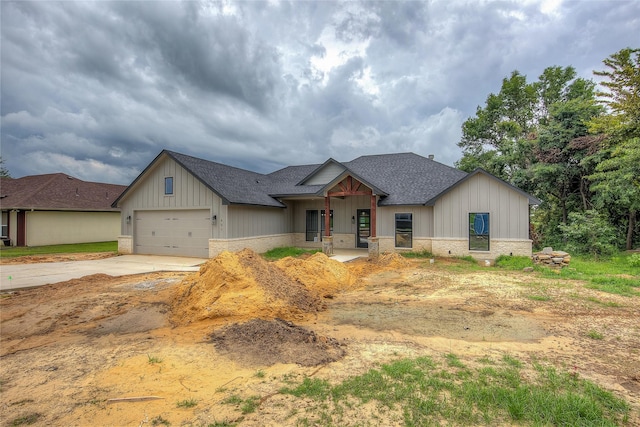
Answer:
527 294 552 301
400 249 434 259
254 370 266 378
280 353 630 426
455 255 477 263
261 246 321 260
586 296 621 307
586 277 640 297
9 413 41 426
207 422 236 427
176 398 197 408
147 354 163 364
495 255 534 270
151 415 171 426
221 395 243 405
240 396 260 414
587 329 604 340
0 241 117 258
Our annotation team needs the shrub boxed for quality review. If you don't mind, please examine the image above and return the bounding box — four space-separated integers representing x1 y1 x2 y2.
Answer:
628 253 640 267
558 210 618 259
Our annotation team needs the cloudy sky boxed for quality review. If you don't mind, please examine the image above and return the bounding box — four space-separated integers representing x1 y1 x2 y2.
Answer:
1 1 638 184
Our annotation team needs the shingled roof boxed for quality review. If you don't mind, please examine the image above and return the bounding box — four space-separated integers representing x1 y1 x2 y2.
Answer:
0 173 126 211
115 150 538 208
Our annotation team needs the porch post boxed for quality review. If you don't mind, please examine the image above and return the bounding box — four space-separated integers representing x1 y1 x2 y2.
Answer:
322 195 333 255
368 195 379 259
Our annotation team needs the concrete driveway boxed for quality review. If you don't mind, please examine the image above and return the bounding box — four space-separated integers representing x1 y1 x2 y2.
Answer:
0 255 207 291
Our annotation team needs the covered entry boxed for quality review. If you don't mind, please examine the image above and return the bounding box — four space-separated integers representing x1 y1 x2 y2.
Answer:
134 209 210 257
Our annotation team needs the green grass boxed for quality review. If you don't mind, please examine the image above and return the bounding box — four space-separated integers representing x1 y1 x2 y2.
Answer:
147 354 163 364
495 255 534 270
0 241 117 258
587 329 604 340
280 354 630 426
176 398 197 408
261 246 321 260
400 249 434 259
534 253 639 297
9 413 41 426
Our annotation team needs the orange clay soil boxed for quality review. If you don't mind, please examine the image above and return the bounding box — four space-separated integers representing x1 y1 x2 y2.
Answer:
0 249 638 427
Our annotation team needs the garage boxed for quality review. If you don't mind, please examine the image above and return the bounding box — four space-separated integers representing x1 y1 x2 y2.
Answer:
134 210 211 258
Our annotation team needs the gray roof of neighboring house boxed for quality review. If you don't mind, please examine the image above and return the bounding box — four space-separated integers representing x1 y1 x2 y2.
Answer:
0 173 125 211
114 149 539 208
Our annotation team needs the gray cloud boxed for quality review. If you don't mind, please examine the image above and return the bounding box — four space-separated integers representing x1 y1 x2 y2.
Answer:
1 0 638 184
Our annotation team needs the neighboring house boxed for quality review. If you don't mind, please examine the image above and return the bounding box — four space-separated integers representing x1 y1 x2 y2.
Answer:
0 174 126 247
113 150 540 260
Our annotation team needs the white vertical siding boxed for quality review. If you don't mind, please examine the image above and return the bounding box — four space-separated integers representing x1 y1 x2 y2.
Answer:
227 205 291 238
303 163 346 185
434 174 529 239
118 156 222 236
377 206 434 238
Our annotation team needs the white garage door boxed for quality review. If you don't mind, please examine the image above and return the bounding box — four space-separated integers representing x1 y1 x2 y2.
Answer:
134 210 211 258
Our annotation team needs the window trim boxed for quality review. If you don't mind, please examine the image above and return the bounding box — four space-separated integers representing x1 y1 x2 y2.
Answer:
164 177 174 195
469 212 490 251
394 212 413 249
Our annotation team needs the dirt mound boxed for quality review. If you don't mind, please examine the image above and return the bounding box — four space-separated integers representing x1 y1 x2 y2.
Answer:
210 318 345 366
347 252 412 277
275 252 355 297
171 249 324 325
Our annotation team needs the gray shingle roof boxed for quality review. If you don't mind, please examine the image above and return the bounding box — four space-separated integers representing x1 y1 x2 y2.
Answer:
116 150 537 208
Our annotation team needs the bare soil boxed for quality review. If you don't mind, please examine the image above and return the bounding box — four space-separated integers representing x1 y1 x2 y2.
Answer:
1 251 639 426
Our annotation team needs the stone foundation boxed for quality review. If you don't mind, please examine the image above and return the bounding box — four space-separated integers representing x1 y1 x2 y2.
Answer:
368 236 380 259
432 238 532 260
117 235 133 254
208 234 293 258
322 235 334 255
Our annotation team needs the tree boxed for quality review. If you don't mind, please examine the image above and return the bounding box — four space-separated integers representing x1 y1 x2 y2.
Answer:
0 156 10 178
588 48 640 250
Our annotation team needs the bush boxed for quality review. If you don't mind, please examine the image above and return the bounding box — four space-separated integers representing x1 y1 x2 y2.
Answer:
558 210 618 259
628 253 640 267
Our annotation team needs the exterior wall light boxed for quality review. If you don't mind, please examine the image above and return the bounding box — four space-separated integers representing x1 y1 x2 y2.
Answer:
212 215 217 225
126 215 131 224
351 215 355 224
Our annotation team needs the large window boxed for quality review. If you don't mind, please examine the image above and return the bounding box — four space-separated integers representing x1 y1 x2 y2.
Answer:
469 213 489 251
306 209 333 242
395 213 413 248
320 209 333 236
305 210 319 241
165 177 174 195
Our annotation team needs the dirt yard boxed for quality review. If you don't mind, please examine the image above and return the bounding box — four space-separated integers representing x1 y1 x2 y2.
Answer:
1 250 638 426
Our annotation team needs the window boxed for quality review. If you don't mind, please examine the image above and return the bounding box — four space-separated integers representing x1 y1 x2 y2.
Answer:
395 213 412 248
165 177 174 195
469 213 489 251
320 209 333 236
305 210 319 241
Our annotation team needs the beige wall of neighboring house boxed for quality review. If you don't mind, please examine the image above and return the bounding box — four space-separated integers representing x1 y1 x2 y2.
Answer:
26 211 121 246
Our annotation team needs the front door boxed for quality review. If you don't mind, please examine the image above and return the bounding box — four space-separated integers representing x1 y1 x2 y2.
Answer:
356 209 370 248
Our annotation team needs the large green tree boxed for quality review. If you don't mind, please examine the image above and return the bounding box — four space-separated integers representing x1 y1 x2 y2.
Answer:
0 156 10 178
588 48 640 250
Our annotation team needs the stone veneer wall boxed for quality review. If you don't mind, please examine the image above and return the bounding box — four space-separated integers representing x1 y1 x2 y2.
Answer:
209 234 293 258
378 236 433 253
292 233 356 249
431 238 532 260
117 235 133 254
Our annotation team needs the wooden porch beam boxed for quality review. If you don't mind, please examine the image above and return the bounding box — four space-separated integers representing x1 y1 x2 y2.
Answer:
370 194 377 238
324 195 331 237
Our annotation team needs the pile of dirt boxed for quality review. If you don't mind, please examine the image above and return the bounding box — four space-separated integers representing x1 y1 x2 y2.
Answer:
210 318 345 366
275 252 355 297
347 252 412 277
171 249 325 325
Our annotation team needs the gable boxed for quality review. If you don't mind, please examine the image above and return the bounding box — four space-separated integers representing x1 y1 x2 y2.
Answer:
298 159 346 185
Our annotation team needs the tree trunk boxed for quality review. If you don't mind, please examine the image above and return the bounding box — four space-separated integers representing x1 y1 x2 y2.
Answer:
627 210 636 251
580 177 589 211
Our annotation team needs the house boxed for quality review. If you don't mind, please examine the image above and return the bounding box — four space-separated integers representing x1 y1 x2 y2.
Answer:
0 174 126 247
112 150 540 260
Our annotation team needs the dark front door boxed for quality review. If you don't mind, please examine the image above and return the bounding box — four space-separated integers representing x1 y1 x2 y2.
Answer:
357 209 370 248
17 211 26 246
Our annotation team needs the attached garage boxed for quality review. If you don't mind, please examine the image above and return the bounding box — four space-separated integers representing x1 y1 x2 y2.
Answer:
134 210 211 258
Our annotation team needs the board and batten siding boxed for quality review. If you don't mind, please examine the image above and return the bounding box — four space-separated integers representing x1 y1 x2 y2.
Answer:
118 157 224 238
302 163 346 185
377 206 434 238
227 205 292 239
433 173 529 239
291 196 370 235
